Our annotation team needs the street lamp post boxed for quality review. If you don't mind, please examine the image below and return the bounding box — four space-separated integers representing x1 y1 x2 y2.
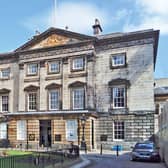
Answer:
80 114 87 151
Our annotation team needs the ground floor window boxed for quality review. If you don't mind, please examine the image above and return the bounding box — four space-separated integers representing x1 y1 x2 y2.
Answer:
17 120 27 140
113 121 125 140
0 123 7 139
66 120 77 141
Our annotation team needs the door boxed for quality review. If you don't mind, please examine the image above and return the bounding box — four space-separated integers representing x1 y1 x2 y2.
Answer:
39 120 51 147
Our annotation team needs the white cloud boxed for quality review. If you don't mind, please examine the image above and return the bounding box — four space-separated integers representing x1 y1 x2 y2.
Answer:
135 0 168 15
23 2 108 35
124 0 168 34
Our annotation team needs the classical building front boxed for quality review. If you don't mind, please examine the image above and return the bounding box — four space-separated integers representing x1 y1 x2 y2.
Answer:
0 22 159 150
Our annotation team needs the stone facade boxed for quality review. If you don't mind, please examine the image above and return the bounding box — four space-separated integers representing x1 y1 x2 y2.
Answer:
0 27 159 150
154 78 168 165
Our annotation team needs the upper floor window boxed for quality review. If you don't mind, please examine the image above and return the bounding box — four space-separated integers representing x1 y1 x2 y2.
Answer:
28 92 37 111
27 63 38 75
112 86 125 108
1 95 9 112
49 89 60 110
72 88 85 110
113 121 125 140
111 53 126 68
72 57 84 71
48 61 60 74
109 78 130 110
1 68 10 78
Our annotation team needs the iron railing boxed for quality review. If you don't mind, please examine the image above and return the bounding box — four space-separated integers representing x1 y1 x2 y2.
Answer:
0 150 79 168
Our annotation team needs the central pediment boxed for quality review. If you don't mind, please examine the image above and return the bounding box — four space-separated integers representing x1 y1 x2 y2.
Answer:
15 27 95 51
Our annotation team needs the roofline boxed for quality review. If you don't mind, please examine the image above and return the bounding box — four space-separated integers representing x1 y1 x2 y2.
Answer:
96 29 160 69
16 39 94 55
15 27 95 52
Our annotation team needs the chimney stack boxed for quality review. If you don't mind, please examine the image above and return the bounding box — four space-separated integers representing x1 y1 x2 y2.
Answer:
92 18 102 35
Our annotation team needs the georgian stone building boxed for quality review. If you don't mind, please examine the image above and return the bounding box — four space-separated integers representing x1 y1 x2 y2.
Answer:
0 22 159 150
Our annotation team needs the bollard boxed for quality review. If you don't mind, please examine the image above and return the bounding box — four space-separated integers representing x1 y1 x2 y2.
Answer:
116 145 119 156
100 144 102 155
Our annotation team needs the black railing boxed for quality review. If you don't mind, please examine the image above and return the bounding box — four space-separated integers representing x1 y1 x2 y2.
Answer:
0 149 79 168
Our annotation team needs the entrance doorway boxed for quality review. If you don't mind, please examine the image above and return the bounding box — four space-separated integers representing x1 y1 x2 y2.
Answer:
39 120 51 147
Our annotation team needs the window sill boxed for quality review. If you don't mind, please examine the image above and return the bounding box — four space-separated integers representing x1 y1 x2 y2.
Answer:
110 64 127 69
71 68 85 72
45 75 62 80
108 108 129 114
47 71 60 75
24 77 39 82
0 77 10 81
68 72 87 78
26 73 38 77
113 139 125 142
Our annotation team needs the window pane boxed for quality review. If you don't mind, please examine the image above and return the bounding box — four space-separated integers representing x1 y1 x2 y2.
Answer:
28 64 38 75
2 95 9 112
66 120 77 141
114 121 124 140
1 69 10 78
73 58 84 70
49 90 60 110
17 120 27 140
0 123 7 139
113 87 125 108
28 92 37 111
49 62 59 73
112 54 125 66
73 88 84 109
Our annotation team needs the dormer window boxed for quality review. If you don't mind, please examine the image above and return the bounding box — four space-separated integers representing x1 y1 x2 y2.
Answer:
48 61 60 74
1 68 10 78
72 57 84 71
111 53 126 68
27 63 38 75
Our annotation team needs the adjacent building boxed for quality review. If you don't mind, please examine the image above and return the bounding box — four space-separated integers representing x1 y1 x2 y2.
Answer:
0 21 159 150
154 78 168 164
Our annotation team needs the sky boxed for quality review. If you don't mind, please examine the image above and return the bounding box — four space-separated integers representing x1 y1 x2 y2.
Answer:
0 0 167 78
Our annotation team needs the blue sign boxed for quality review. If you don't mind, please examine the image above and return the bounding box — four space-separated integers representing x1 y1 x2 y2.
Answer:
112 145 123 151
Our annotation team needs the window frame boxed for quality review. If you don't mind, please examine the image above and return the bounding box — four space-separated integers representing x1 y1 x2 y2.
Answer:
27 92 37 111
113 121 125 141
27 63 38 76
17 120 27 140
48 61 60 74
71 57 85 71
111 53 126 69
1 68 10 79
1 95 9 112
49 89 60 110
111 85 126 109
72 87 85 110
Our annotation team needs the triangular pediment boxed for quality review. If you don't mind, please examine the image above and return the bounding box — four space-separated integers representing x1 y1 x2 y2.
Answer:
15 27 95 51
